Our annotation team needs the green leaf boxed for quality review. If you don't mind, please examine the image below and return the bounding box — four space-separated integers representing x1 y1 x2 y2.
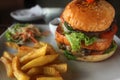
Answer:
65 32 97 52
5 31 12 41
65 32 82 51
63 22 97 52
64 50 76 60
105 41 117 54
64 22 74 31
84 35 97 46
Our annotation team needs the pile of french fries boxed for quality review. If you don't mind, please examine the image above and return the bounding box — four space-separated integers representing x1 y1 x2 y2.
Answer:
0 42 67 80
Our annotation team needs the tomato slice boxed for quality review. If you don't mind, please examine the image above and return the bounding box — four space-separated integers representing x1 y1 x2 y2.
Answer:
100 23 118 39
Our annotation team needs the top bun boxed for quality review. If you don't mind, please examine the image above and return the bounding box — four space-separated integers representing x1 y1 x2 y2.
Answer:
61 0 115 32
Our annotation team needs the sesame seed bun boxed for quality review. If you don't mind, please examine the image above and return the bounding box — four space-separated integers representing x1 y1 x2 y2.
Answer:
61 0 115 32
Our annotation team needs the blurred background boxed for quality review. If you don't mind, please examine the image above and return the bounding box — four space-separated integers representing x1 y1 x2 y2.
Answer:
0 0 119 37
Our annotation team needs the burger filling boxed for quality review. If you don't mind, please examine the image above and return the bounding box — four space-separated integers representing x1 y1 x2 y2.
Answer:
56 21 118 60
62 41 117 60
61 22 99 50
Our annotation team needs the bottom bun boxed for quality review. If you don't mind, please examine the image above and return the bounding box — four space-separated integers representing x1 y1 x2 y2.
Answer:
76 42 117 62
57 40 118 62
76 50 114 62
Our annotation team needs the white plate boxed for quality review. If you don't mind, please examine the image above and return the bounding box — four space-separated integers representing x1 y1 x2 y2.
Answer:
0 24 120 80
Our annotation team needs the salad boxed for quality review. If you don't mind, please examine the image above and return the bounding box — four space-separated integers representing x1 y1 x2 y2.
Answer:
5 24 41 44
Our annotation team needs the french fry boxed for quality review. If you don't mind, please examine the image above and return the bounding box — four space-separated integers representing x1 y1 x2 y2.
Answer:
43 66 60 76
49 63 67 73
1 41 67 80
20 44 47 64
37 77 63 80
27 67 43 75
21 54 59 70
46 44 57 55
39 42 47 46
0 57 13 77
6 42 19 49
34 42 57 55
12 57 30 80
3 51 14 61
17 46 34 58
33 42 46 48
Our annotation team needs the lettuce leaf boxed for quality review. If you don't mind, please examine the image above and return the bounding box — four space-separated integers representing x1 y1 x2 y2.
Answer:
64 50 76 60
105 41 117 54
64 22 74 31
65 32 97 52
63 22 97 52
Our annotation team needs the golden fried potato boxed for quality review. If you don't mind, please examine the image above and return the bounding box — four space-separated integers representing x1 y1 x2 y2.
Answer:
46 44 57 55
1 41 67 80
33 42 46 48
6 42 19 49
17 46 34 58
3 51 14 61
27 67 43 76
43 66 60 76
49 63 67 73
21 54 58 70
0 57 13 77
20 44 47 64
37 77 63 80
34 42 57 55
12 57 30 80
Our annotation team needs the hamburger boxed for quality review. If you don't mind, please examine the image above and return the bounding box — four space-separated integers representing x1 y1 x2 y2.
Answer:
55 0 118 62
